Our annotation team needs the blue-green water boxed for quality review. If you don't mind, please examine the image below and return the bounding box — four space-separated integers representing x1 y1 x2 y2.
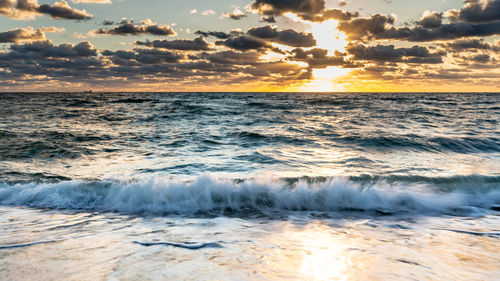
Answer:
0 92 498 280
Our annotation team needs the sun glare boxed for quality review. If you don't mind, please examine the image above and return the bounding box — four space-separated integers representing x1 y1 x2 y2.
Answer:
310 19 348 55
296 20 352 92
282 16 353 92
313 67 351 80
294 67 351 92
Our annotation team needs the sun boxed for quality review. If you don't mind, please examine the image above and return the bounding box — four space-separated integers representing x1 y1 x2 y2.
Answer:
309 19 348 55
298 20 351 92
282 15 352 92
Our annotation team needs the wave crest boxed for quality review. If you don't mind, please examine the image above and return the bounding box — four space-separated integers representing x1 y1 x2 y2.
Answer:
0 176 499 216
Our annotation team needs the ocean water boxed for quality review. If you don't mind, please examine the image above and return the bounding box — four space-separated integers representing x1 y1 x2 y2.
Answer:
0 92 499 280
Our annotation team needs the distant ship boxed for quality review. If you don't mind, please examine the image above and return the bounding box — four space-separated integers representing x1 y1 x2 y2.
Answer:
83 90 93 94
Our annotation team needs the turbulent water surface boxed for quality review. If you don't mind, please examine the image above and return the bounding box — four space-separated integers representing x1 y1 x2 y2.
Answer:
0 92 499 280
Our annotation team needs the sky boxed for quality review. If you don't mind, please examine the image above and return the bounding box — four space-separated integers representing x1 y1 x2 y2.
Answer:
0 0 499 92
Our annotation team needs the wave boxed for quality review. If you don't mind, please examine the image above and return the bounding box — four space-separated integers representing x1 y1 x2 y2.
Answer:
133 241 223 249
334 135 500 153
0 240 61 250
0 176 499 216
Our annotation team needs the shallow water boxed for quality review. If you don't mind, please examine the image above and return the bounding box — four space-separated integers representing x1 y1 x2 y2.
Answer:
0 92 499 280
0 207 498 280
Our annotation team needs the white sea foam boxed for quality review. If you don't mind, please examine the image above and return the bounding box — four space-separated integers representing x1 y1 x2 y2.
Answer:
0 175 499 216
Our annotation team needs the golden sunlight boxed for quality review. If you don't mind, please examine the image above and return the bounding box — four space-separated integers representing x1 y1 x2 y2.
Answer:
299 231 350 281
281 16 353 92
296 20 352 92
313 67 351 80
310 20 348 55
296 67 351 92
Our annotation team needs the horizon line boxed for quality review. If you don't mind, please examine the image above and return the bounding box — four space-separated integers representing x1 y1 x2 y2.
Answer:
1 91 499 94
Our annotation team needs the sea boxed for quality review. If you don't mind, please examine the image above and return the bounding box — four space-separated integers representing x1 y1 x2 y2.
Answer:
0 92 499 280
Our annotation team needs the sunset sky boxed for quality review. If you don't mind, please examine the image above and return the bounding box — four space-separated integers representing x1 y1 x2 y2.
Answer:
0 0 499 92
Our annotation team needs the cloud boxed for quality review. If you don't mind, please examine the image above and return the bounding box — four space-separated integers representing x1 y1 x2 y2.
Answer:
301 8 359 22
0 0 13 9
465 53 493 63
338 13 500 41
102 48 184 65
9 0 93 20
1 0 92 20
195 50 263 65
102 19 113 25
249 0 326 16
0 38 310 90
288 47 351 68
201 9 215 16
441 39 499 51
0 0 34 19
388 21 500 42
260 15 276 22
196 25 316 52
1 0 499 91
71 0 111 3
346 43 444 64
222 8 246 20
418 11 442 28
95 19 177 36
447 0 500 23
3 40 97 59
247 25 316 47
0 41 104 86
194 30 234 39
135 37 212 51
337 13 395 40
217 36 270 51
0 26 63 43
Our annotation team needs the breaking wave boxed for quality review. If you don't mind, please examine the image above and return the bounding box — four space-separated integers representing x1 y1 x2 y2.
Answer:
0 175 499 216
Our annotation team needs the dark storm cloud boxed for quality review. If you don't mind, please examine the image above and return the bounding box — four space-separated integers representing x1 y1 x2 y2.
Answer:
4 40 97 58
217 36 270 51
448 0 500 23
467 53 493 63
0 40 103 82
250 0 326 16
260 15 276 23
0 26 60 43
0 35 311 88
135 37 212 51
346 44 444 64
249 0 358 22
225 13 246 20
441 39 500 51
384 22 500 41
418 12 442 28
196 25 317 52
195 50 263 65
102 48 184 65
0 0 12 9
6 0 92 20
194 30 232 39
338 13 500 41
247 26 316 47
96 19 176 36
335 0 500 42
337 14 395 40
